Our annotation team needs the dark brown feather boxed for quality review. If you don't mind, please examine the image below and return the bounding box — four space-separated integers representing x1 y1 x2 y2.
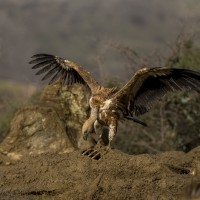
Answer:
35 63 55 75
31 60 55 69
132 69 200 116
30 54 101 93
31 54 54 58
29 57 55 64
48 67 63 84
30 54 86 85
112 68 200 117
41 65 59 81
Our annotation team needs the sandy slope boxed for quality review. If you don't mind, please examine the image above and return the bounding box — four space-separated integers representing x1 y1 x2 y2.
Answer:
0 147 200 200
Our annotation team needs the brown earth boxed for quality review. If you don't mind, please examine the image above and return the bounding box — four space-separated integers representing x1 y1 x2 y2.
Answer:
0 147 200 200
0 82 200 200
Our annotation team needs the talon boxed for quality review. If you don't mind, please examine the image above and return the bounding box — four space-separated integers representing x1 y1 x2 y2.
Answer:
82 148 93 156
88 150 98 157
91 152 101 160
82 148 101 160
81 144 111 160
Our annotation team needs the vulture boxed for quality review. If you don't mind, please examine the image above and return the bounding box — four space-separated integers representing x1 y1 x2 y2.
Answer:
30 54 200 150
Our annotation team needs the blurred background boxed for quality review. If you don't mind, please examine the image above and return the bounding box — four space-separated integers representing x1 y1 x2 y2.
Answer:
1 0 200 154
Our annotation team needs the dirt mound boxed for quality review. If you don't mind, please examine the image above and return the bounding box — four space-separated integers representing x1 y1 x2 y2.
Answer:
0 147 200 200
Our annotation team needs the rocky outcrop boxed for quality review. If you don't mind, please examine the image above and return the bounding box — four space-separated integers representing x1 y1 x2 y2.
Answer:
0 81 93 159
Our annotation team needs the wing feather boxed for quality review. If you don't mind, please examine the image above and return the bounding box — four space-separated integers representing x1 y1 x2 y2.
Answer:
41 65 59 81
35 63 56 75
31 60 55 69
30 54 100 92
29 57 55 64
112 67 200 116
31 54 54 58
48 67 63 84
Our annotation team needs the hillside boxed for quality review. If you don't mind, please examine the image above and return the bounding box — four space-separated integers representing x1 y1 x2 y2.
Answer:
0 0 200 83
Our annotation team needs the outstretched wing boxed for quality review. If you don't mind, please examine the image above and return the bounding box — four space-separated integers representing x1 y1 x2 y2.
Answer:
112 67 200 116
29 54 100 93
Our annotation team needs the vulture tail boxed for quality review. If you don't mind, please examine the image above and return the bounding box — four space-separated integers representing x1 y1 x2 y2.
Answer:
125 116 147 127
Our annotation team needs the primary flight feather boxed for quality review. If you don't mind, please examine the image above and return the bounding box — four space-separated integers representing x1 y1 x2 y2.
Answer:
30 54 200 148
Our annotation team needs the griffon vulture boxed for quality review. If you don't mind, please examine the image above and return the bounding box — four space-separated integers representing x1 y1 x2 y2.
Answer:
30 54 200 149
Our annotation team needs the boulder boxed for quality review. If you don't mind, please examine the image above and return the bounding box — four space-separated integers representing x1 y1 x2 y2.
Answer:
0 81 92 159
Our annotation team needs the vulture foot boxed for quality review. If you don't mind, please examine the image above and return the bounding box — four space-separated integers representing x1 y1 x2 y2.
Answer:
81 142 110 160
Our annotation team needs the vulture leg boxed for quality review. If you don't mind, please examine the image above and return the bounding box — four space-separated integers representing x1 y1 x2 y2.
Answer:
94 120 104 144
108 118 118 149
82 120 112 159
